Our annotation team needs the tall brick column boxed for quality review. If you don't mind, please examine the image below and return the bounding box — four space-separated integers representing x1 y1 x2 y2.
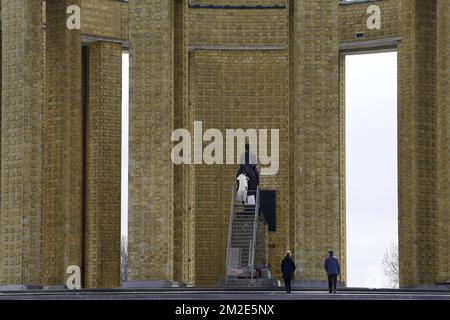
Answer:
127 0 175 285
0 0 43 287
293 0 343 286
43 0 83 286
85 42 122 288
436 0 450 285
173 0 184 285
398 0 440 287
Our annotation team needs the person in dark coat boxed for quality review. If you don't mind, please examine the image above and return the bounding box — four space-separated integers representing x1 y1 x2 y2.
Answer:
324 250 340 294
281 250 296 293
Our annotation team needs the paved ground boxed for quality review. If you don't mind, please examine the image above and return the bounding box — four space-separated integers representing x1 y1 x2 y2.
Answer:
1 288 449 300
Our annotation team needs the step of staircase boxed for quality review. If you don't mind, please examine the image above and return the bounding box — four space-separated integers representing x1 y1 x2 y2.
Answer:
227 189 267 285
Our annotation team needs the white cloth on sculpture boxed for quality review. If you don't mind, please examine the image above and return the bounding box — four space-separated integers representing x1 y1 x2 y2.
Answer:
247 195 255 205
236 174 249 203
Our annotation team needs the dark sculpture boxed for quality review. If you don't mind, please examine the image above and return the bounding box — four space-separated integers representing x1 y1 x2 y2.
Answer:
236 144 260 195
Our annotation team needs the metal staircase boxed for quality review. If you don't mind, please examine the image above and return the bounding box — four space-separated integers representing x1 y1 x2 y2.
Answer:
225 187 270 287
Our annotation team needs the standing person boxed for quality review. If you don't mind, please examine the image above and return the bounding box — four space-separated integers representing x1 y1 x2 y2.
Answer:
324 250 340 294
281 250 296 293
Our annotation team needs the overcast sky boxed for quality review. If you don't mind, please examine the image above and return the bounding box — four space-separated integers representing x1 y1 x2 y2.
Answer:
345 52 398 288
121 52 399 288
121 54 129 240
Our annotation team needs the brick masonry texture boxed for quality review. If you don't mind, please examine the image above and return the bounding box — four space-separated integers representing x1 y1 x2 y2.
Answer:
128 0 175 281
85 42 122 288
436 0 450 284
173 1 187 283
43 0 83 286
397 0 443 287
82 0 128 40
0 0 449 288
187 6 288 46
0 0 43 286
189 50 290 285
293 0 343 283
339 0 400 43
397 0 417 286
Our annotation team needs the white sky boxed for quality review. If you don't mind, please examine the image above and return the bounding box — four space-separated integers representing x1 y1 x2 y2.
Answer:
120 51 399 288
345 52 398 288
121 54 129 238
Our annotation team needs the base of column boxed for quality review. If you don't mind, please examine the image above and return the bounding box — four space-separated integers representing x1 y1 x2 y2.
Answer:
219 278 281 288
0 284 43 291
121 280 181 288
401 283 450 290
252 279 281 287
291 280 346 289
43 285 67 290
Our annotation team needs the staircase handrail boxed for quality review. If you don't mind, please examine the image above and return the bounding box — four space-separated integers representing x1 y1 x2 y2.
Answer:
225 187 236 286
250 187 260 285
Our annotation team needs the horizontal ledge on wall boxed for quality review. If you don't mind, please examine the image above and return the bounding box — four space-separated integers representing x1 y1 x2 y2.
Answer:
339 36 402 54
188 45 287 51
188 0 286 9
81 34 130 49
339 0 383 5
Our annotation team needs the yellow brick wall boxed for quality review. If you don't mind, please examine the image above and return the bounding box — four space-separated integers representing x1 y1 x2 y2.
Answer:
0 0 43 286
398 0 439 287
173 0 188 284
339 0 400 43
82 0 128 40
183 0 292 285
436 0 450 284
127 0 175 281
187 6 288 46
0 0 448 289
293 0 343 282
85 42 122 288
43 0 83 286
189 50 290 285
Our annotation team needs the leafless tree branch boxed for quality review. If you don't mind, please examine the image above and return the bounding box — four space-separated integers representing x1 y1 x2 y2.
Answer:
121 235 128 284
382 242 399 288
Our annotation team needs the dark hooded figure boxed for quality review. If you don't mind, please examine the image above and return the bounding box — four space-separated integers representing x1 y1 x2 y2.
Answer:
244 143 260 187
281 250 296 293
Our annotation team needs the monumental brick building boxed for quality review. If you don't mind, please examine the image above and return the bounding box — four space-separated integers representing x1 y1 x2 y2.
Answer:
0 0 448 289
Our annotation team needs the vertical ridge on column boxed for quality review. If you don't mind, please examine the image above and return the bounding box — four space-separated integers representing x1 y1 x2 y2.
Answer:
43 0 83 286
128 0 175 283
293 0 342 284
0 0 43 286
85 42 122 288
173 0 184 285
398 0 438 287
436 0 450 285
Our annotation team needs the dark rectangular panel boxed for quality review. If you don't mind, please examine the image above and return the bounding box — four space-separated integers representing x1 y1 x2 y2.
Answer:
260 190 276 232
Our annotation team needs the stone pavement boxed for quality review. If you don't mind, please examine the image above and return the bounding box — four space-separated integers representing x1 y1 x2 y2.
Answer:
0 288 449 300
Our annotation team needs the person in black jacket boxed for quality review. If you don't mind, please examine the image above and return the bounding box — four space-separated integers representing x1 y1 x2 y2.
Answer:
324 250 340 294
281 250 296 293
